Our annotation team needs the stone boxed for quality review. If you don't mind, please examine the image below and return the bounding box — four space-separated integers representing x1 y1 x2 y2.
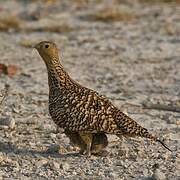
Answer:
152 169 166 180
36 159 48 168
0 116 15 130
60 162 70 171
49 161 60 170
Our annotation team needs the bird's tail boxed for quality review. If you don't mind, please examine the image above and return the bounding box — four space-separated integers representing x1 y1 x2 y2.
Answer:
116 111 172 152
137 127 172 152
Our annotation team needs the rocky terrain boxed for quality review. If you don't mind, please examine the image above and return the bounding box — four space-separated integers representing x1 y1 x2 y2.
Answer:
0 0 179 179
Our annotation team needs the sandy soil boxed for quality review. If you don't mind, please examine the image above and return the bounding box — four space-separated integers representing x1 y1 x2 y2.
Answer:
0 0 179 179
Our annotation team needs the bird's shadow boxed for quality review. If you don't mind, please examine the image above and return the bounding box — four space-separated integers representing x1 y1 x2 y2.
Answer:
0 141 80 158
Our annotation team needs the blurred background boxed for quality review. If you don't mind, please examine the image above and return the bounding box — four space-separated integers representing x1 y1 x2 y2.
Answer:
0 0 179 179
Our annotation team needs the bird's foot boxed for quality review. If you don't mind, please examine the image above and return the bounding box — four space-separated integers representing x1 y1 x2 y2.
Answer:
79 149 85 155
84 150 91 157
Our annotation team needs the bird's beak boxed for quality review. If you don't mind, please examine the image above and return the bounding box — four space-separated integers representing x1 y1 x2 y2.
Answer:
34 43 40 50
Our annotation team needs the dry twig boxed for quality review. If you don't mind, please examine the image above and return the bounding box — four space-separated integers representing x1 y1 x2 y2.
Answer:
142 103 180 113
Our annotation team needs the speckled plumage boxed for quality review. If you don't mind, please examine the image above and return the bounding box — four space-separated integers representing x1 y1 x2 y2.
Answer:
35 41 171 156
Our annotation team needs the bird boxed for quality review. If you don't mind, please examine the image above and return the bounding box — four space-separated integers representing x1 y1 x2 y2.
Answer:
35 41 172 156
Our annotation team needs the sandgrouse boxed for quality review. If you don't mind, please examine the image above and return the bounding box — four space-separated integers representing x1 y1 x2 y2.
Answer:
35 41 171 156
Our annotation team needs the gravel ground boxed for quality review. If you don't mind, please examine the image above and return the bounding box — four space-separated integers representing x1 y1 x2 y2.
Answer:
0 0 179 179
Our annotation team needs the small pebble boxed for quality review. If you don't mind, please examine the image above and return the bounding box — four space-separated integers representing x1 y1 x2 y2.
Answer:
176 119 180 125
8 117 15 129
0 152 4 163
49 161 60 170
0 116 15 130
46 144 61 153
36 159 48 168
50 133 57 139
60 162 70 171
152 169 166 180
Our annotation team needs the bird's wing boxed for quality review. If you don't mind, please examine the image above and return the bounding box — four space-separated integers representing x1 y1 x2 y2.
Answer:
50 84 132 134
61 87 123 134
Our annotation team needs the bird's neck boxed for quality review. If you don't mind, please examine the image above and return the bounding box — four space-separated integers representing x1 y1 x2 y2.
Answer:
46 57 73 89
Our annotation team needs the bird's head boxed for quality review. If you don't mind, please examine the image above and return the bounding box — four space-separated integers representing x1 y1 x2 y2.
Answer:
35 41 59 64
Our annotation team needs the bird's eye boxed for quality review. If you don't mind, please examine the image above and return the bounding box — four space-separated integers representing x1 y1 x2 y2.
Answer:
45 44 49 48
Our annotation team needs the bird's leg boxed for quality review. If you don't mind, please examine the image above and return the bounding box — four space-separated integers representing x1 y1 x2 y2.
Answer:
79 133 93 157
64 130 86 154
